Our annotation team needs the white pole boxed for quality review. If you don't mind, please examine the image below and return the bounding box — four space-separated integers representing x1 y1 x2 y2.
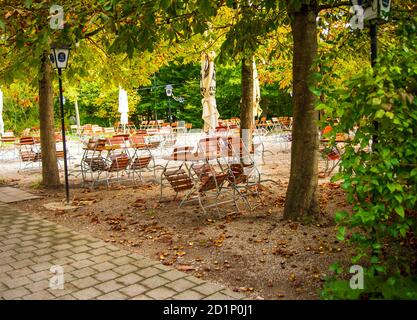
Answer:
74 99 80 133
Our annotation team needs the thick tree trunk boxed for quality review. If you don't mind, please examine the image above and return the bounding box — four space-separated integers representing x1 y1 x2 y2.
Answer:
240 57 254 150
283 4 320 220
39 53 60 188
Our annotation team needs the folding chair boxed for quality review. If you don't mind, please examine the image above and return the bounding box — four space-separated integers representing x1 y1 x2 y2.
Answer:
80 138 108 188
129 134 156 183
179 163 232 215
17 136 42 171
160 147 195 201
223 136 263 211
104 152 130 186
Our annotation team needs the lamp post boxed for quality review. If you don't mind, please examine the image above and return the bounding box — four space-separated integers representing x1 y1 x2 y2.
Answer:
165 84 173 126
49 44 71 204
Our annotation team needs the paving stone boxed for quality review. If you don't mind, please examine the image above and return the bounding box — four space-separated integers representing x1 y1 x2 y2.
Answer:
96 291 128 300
185 276 206 285
71 276 100 290
111 256 135 266
204 292 233 300
2 276 32 289
129 255 157 268
72 287 102 300
9 259 35 269
113 264 138 275
94 270 120 282
146 287 177 300
130 294 153 300
140 276 170 289
71 267 96 279
172 290 205 300
24 280 50 293
89 247 111 256
95 280 125 294
32 255 54 263
72 239 89 246
87 241 107 249
90 254 113 264
70 259 95 269
23 291 55 300
119 284 147 297
1 287 31 299
91 261 116 272
165 278 196 292
108 250 129 258
70 245 90 254
0 264 13 273
71 253 92 261
55 294 77 300
33 248 54 256
52 249 74 258
160 270 186 281
116 273 143 286
27 270 51 282
7 267 33 278
14 252 35 260
29 262 53 273
52 243 73 251
221 289 245 299
136 267 161 278
193 283 224 296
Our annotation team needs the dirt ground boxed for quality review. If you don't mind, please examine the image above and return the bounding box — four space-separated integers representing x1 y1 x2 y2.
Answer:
3 153 353 300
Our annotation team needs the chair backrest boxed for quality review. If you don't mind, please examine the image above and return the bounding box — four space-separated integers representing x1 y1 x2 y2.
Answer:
86 138 106 150
130 134 146 145
199 172 228 193
170 146 193 160
19 136 35 145
198 137 221 158
108 154 130 171
107 136 126 147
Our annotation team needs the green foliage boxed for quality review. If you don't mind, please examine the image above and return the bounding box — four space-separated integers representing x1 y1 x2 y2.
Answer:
320 17 417 299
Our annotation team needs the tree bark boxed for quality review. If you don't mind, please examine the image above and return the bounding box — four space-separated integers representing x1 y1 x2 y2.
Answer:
39 53 60 188
240 57 254 150
283 3 320 220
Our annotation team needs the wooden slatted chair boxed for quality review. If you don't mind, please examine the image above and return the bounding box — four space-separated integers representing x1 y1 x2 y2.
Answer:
223 136 262 211
179 162 233 215
105 153 130 186
160 147 195 200
18 136 41 170
129 134 156 183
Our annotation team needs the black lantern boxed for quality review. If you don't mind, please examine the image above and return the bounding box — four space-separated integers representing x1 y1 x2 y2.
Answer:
50 44 71 70
50 44 71 203
165 84 173 97
165 85 173 125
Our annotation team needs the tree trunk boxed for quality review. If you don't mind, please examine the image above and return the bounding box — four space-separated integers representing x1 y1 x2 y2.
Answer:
240 57 254 150
39 53 60 188
283 3 320 220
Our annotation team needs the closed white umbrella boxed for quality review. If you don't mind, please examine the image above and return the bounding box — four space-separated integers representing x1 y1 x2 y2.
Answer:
253 59 262 123
0 88 4 135
201 51 219 133
118 87 129 133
